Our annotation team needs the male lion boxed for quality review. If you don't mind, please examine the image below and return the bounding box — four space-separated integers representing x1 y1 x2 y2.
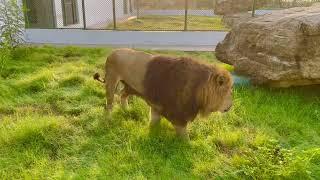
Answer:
94 49 233 138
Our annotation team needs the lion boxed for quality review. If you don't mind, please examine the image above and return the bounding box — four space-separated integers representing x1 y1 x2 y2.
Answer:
94 48 233 138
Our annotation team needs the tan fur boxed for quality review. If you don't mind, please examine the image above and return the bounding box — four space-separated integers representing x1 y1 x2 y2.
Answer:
94 49 233 138
197 66 233 116
105 48 152 94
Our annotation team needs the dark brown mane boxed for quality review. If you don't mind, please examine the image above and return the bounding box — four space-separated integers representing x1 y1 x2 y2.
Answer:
143 56 214 126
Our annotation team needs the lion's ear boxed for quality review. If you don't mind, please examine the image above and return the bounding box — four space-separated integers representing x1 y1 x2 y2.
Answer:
216 75 226 86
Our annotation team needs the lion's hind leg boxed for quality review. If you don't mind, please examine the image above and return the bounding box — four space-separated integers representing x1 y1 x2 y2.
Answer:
105 69 120 113
120 84 130 108
119 81 138 108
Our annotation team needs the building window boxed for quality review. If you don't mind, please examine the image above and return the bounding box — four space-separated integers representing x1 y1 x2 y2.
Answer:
62 0 79 26
24 0 55 28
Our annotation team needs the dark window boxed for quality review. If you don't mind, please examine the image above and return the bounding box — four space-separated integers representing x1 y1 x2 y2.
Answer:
62 0 79 26
24 0 55 28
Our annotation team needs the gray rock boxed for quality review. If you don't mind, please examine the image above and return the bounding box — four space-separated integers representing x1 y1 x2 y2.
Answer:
216 3 320 87
222 13 253 28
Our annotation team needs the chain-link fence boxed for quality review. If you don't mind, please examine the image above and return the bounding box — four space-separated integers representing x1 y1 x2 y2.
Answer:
23 0 320 31
23 0 225 31
253 0 320 16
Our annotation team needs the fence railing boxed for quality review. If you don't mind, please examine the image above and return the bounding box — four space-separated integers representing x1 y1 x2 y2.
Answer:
22 0 320 31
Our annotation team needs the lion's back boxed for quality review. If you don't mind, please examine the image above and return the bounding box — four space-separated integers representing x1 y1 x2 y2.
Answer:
106 49 153 94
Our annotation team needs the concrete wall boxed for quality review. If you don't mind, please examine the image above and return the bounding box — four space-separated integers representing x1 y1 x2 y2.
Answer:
25 29 227 51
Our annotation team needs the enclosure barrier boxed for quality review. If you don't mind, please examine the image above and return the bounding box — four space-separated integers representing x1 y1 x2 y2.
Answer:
23 0 320 31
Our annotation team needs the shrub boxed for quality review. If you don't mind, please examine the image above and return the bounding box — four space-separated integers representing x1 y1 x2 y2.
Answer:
0 0 25 73
0 0 25 48
0 47 10 73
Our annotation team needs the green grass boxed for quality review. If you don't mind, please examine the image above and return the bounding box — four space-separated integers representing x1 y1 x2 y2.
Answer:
0 46 320 179
108 15 230 31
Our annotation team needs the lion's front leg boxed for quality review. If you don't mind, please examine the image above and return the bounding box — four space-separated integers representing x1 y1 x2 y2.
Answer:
150 107 161 127
174 125 189 140
120 88 129 108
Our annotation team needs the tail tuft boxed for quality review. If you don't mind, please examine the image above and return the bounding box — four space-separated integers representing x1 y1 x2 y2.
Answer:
93 73 105 83
93 73 100 81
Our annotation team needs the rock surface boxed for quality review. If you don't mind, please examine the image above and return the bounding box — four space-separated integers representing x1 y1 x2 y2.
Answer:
215 0 252 15
222 13 253 28
216 3 320 87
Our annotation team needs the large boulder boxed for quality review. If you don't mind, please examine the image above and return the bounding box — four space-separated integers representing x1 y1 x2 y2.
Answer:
222 13 253 28
216 4 320 87
215 0 252 15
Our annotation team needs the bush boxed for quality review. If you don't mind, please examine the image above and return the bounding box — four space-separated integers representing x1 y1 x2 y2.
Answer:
0 0 25 48
0 0 25 74
0 47 10 73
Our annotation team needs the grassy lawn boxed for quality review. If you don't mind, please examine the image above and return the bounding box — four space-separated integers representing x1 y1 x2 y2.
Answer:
108 15 230 31
0 46 320 179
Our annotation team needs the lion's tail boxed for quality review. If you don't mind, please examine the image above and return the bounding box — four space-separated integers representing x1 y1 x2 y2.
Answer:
93 73 105 83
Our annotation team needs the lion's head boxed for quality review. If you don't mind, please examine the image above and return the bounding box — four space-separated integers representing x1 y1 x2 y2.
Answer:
197 66 233 116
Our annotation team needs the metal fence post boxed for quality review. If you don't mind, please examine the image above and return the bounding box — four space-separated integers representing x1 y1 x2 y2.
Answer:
278 0 282 8
81 0 87 29
129 0 133 13
184 0 188 31
136 0 140 19
252 0 256 17
112 0 116 30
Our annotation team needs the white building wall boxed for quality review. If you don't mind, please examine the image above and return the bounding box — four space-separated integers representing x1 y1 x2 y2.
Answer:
84 0 128 28
84 0 113 28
